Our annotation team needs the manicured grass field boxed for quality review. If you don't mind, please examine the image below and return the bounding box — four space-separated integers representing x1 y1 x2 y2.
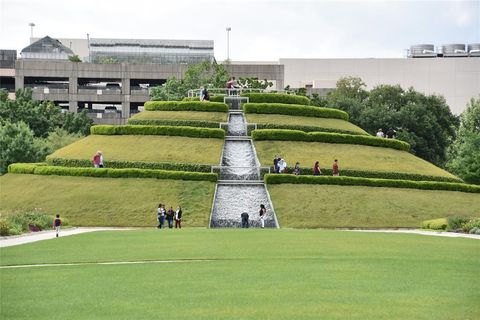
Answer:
0 174 215 227
1 229 479 319
254 141 457 179
268 184 480 228
245 113 368 134
49 135 224 165
130 110 228 122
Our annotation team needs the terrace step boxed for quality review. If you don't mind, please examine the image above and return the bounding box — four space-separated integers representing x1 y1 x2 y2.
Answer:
217 180 265 185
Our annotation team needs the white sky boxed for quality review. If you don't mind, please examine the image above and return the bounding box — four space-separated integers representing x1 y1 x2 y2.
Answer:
0 0 479 61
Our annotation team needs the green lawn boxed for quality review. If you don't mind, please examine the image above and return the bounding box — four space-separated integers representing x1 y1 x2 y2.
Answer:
268 184 480 228
130 110 228 122
1 229 479 319
49 135 224 165
254 141 457 179
0 174 215 227
246 113 368 134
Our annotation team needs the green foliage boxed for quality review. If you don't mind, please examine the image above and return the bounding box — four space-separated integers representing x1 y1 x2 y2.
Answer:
0 210 65 236
46 157 212 172
463 218 480 234
244 103 348 120
128 119 221 128
9 163 217 182
252 129 410 151
144 101 228 112
68 55 81 62
62 110 93 135
241 93 310 105
248 123 367 136
447 97 480 184
264 174 480 193
90 125 225 139
309 93 329 108
96 56 119 64
182 96 225 103
237 78 273 89
150 61 230 101
34 128 83 161
446 216 470 231
421 218 447 230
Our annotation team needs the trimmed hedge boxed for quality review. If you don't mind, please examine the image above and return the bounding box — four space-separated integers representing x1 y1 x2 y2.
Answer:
244 103 349 121
9 163 218 182
247 123 368 136
128 119 221 129
91 125 225 139
8 163 47 174
144 101 228 112
252 129 410 151
272 166 463 183
182 96 225 103
421 218 448 230
264 174 480 193
241 93 310 105
46 157 212 172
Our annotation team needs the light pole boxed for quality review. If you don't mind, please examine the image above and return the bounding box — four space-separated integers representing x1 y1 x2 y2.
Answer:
226 27 231 62
28 23 35 39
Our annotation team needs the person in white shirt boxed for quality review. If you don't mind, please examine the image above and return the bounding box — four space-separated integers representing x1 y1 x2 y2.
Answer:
376 129 384 138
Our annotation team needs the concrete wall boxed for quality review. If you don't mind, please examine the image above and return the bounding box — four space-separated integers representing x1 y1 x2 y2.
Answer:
280 58 480 114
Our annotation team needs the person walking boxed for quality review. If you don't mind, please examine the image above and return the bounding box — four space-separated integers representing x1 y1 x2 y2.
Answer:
92 152 101 168
156 204 165 229
259 204 266 228
313 161 322 176
175 205 183 229
273 154 280 174
294 162 301 175
53 214 62 237
98 151 104 168
166 207 175 228
241 212 249 228
376 129 384 138
332 159 340 176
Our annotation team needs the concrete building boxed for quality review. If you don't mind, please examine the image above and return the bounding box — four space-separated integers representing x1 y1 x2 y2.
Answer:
21 36 74 60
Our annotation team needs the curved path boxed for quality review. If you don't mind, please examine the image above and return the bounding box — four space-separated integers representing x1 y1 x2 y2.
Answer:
345 229 480 240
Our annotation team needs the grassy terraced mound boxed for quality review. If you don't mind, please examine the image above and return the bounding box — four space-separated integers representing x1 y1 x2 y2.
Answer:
48 135 223 165
245 113 368 135
0 174 215 227
129 110 228 123
254 141 457 180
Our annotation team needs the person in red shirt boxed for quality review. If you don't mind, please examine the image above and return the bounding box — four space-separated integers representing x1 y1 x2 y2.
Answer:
313 161 322 176
332 159 340 176
92 152 101 168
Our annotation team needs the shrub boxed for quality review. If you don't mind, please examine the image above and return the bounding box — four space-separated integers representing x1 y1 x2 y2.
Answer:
463 218 480 233
46 157 212 172
182 96 225 103
0 218 10 236
263 174 480 193
0 210 64 236
269 166 463 183
421 218 447 230
469 227 480 235
244 103 348 120
247 123 368 136
90 125 225 139
446 216 471 231
252 129 410 151
128 119 221 129
144 101 228 112
241 93 310 105
8 163 46 174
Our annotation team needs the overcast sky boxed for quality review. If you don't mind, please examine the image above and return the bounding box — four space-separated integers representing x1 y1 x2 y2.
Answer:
0 0 478 61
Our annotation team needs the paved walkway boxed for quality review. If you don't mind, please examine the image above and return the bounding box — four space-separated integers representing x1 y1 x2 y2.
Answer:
345 229 480 240
0 227 135 248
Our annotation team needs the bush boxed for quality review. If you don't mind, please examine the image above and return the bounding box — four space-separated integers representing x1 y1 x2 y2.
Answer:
463 218 480 233
247 123 368 136
0 210 65 236
244 103 348 120
241 93 310 105
269 166 463 183
128 119 221 129
421 218 447 230
446 216 471 231
252 129 410 151
469 227 480 235
182 96 225 103
90 125 225 139
8 162 47 174
46 157 212 172
144 101 228 112
263 174 480 193
0 218 10 236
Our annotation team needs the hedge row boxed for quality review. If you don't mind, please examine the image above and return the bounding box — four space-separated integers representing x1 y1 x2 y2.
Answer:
144 101 228 112
91 125 225 139
252 129 410 151
264 174 480 193
243 103 349 121
46 157 212 172
270 166 463 183
182 96 225 103
247 123 368 136
6 163 47 174
128 119 221 129
241 93 310 105
8 164 218 182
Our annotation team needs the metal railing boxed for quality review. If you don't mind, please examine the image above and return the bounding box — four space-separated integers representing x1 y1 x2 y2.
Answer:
187 87 296 97
211 166 271 180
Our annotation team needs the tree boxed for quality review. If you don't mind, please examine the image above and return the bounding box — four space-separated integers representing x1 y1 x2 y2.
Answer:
237 78 273 90
68 55 82 62
62 110 93 136
446 97 480 184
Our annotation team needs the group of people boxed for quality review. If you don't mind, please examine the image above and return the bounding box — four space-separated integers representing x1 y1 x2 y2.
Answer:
273 155 340 176
376 128 396 139
92 151 104 168
241 204 267 228
156 204 183 229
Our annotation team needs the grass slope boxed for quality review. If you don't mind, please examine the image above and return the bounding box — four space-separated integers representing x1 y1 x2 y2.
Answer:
49 135 223 165
130 110 228 122
1 229 479 319
254 141 457 179
0 174 215 227
268 184 480 228
246 113 368 134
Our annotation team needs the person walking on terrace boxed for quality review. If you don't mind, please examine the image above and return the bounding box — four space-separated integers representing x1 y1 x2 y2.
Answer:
294 162 301 175
259 204 266 229
166 207 175 228
53 214 62 237
98 151 104 168
313 161 322 176
332 159 340 176
241 212 249 228
175 205 183 229
273 154 280 174
92 151 101 168
376 129 385 138
157 204 165 229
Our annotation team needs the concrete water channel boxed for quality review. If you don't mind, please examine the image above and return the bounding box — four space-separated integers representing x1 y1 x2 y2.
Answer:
209 99 279 228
